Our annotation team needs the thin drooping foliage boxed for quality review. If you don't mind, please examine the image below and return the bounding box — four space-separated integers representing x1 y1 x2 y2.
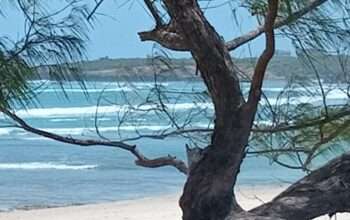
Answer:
0 0 90 109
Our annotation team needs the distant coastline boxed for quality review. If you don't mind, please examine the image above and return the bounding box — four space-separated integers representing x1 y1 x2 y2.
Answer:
34 52 347 82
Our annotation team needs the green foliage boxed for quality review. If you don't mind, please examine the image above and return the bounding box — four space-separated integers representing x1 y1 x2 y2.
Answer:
240 0 350 55
0 53 34 108
0 0 90 109
251 85 350 171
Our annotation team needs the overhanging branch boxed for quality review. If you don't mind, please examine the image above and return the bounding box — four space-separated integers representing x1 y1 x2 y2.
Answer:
226 0 328 51
0 108 188 174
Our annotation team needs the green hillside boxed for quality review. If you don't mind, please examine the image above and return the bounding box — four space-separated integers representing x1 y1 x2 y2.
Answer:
35 53 349 82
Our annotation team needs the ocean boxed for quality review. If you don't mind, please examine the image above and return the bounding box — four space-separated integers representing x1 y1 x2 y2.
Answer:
0 80 347 211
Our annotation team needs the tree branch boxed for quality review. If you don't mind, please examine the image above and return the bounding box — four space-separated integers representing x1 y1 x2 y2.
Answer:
226 0 328 51
302 119 350 170
138 23 189 51
250 153 350 220
139 0 189 51
245 0 278 109
87 0 105 21
252 108 350 133
144 0 163 27
0 108 188 174
247 147 310 155
120 128 212 142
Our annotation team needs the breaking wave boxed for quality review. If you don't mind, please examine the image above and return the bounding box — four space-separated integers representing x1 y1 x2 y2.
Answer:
0 162 98 170
10 102 214 118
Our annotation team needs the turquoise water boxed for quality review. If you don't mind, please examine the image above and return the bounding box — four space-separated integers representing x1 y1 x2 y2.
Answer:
0 80 346 211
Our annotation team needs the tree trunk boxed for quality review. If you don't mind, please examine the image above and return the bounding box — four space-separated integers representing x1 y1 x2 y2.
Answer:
160 1 255 220
139 1 350 220
249 153 350 220
179 133 250 220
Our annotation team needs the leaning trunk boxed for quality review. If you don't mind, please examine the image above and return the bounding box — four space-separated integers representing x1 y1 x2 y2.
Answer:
179 125 251 220
161 1 255 220
149 1 277 219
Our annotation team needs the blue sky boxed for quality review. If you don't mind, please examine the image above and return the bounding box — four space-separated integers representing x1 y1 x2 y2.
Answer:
2 0 293 60
87 0 293 59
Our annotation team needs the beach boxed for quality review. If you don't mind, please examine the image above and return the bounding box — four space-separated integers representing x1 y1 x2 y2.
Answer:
1 185 348 220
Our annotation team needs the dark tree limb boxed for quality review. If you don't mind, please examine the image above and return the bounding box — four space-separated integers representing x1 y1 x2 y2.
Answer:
120 128 212 142
138 23 189 51
247 147 310 155
139 0 189 51
0 108 188 174
87 0 105 21
144 0 164 27
226 0 328 51
249 153 350 220
134 151 188 174
159 1 250 219
244 0 278 117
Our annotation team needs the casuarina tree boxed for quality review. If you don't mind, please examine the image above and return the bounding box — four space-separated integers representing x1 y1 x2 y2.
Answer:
1 0 350 219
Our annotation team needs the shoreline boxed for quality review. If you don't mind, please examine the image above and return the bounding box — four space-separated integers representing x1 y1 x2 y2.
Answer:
0 183 286 213
1 184 348 220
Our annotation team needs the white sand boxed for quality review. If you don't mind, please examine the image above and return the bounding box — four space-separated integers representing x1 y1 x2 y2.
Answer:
0 185 348 220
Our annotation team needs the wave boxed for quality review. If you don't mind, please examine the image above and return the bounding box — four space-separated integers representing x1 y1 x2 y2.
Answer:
50 118 78 122
42 87 132 93
0 128 11 136
29 81 171 92
0 162 98 170
0 125 178 137
260 91 349 105
43 125 173 133
0 123 214 138
261 87 316 92
97 82 170 87
10 102 214 118
10 91 348 119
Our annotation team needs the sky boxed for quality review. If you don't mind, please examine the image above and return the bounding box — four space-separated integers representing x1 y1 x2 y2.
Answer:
1 0 293 60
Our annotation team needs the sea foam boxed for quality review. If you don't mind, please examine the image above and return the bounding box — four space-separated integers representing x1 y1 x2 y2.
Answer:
11 102 214 118
0 162 98 170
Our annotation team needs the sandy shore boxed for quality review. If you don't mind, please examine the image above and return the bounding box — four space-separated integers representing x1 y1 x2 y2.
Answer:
0 185 348 220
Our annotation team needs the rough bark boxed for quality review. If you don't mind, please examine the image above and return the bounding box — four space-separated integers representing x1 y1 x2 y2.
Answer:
136 0 279 220
250 153 350 220
138 24 189 51
158 3 246 220
149 1 277 220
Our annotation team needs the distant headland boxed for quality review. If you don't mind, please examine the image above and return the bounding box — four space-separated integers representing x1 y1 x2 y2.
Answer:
35 51 348 82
